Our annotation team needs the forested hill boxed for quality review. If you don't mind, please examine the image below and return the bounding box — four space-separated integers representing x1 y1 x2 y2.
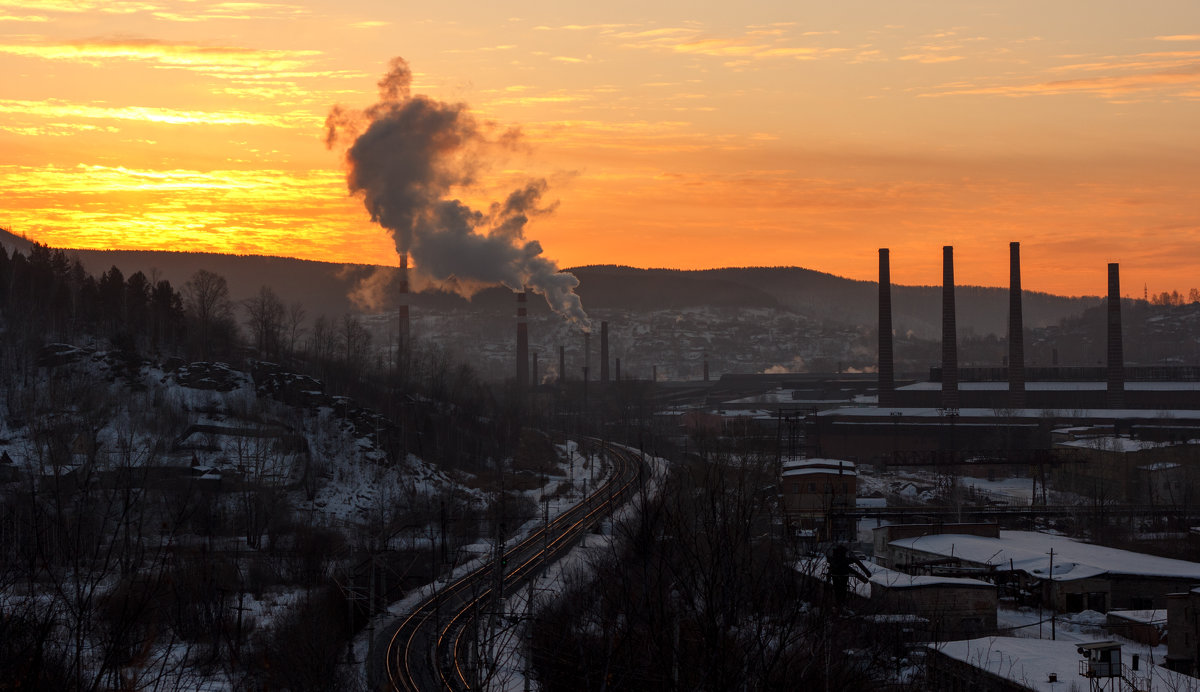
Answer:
0 229 1098 338
0 229 377 322
571 265 1099 337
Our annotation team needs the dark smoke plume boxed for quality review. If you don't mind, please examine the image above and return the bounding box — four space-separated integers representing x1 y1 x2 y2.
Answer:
326 57 588 326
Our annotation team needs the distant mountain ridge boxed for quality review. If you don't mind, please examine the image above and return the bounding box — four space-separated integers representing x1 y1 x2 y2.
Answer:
0 229 1098 337
568 264 1098 337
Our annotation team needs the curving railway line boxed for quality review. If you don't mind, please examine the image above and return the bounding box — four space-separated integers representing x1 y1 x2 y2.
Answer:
376 441 645 691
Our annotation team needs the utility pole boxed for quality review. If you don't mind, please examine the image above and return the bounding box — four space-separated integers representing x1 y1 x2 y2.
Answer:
1048 547 1056 640
367 544 376 665
542 495 550 573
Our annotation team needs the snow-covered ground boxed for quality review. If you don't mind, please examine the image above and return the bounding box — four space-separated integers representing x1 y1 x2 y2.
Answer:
3 353 653 691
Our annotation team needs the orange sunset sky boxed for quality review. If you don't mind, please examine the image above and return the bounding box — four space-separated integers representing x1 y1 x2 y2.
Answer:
2 1 1199 298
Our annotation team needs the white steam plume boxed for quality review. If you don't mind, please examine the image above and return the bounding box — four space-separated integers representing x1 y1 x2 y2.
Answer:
326 57 588 327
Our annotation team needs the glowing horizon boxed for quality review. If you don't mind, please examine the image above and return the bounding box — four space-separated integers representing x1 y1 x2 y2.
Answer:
3 1 1199 299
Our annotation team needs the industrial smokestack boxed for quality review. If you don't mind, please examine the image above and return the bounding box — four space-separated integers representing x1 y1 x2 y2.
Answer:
600 321 610 382
1108 263 1124 408
1008 242 1025 408
559 345 566 385
516 290 528 388
878 248 895 407
397 252 410 373
942 246 959 410
582 331 590 408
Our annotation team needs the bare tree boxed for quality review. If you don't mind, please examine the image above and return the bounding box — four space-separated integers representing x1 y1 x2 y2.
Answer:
242 286 286 360
182 269 236 360
285 301 307 358
341 314 372 376
309 314 340 368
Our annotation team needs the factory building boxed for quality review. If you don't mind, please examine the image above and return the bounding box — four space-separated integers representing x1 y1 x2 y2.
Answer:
805 244 1200 463
781 458 857 541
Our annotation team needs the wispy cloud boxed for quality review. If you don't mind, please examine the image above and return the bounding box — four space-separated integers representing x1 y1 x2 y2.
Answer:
924 50 1200 100
483 93 586 107
0 98 318 127
931 70 1200 99
0 37 321 73
0 163 388 263
0 0 164 14
0 0 305 21
609 24 846 62
899 51 963 64
897 28 970 64
532 23 630 32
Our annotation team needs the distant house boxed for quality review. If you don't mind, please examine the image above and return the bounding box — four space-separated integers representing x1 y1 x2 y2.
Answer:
877 524 1200 612
796 555 997 641
1167 589 1200 674
869 565 997 641
781 457 856 541
1054 434 1200 505
1104 609 1165 647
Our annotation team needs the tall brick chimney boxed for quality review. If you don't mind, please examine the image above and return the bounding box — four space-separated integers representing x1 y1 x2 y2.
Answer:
942 246 959 410
1108 263 1124 408
878 248 895 407
600 321 610 382
516 290 528 388
397 253 410 374
1008 242 1025 408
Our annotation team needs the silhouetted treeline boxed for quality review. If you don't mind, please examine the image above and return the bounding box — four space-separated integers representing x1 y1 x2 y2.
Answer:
0 242 189 356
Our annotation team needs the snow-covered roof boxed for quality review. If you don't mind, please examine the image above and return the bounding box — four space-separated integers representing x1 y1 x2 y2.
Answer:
891 530 1200 582
1107 609 1165 625
782 458 857 478
817 406 1200 420
798 556 991 599
782 457 855 469
1137 462 1183 471
722 389 799 405
931 636 1194 692
869 565 993 590
863 613 927 624
711 408 773 418
899 381 1200 392
926 638 1190 690
783 468 858 478
1059 436 1194 453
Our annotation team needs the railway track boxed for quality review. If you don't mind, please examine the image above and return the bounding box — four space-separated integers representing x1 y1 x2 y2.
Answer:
378 442 645 691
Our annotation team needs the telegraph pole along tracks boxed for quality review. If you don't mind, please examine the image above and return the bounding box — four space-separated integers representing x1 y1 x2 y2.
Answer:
377 442 646 691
